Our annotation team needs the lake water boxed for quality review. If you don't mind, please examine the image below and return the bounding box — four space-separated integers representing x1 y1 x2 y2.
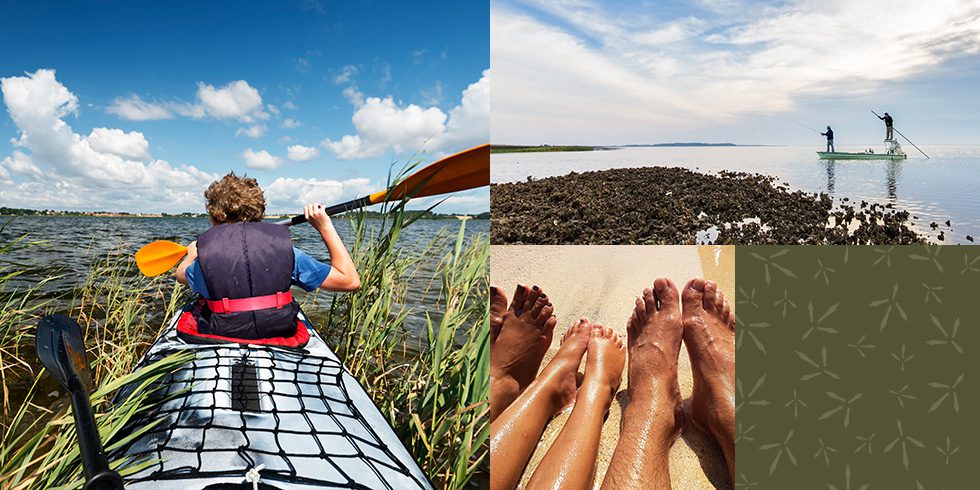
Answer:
492 146 980 244
0 216 489 347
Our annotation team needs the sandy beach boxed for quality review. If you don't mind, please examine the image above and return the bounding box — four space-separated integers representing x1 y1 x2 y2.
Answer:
490 245 735 489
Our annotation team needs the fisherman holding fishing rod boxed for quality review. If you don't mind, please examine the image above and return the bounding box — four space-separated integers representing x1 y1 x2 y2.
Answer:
820 125 835 152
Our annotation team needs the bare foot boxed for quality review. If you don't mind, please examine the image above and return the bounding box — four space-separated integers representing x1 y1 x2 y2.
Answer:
626 278 685 440
682 278 736 478
490 285 558 421
540 318 595 413
490 319 592 490
580 324 626 406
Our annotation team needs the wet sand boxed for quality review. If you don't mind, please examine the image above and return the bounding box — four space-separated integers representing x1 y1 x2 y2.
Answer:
491 167 933 245
490 245 735 489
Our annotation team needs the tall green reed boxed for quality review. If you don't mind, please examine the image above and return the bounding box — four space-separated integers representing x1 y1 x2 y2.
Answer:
0 236 193 490
318 200 489 489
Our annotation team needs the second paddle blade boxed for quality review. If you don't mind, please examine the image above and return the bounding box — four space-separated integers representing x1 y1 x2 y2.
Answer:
134 240 188 277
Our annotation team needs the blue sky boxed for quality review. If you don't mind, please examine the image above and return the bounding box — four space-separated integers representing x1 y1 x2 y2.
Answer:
492 0 980 146
0 1 489 213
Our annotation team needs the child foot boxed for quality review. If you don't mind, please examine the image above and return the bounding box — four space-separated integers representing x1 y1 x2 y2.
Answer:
579 324 626 408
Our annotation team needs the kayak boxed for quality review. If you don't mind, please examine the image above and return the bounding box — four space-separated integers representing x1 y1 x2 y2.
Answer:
109 302 433 489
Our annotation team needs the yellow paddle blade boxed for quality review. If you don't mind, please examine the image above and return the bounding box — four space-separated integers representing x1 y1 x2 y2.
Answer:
134 240 188 277
368 143 489 204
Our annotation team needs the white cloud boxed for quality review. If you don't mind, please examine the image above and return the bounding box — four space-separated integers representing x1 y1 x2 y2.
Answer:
264 176 373 210
434 70 490 150
286 144 319 161
108 80 269 143
197 80 265 121
242 148 282 169
236 124 266 138
491 0 980 143
323 97 446 160
323 70 489 160
282 118 300 129
1 151 43 180
333 65 359 84
106 95 174 120
86 127 150 160
0 69 217 210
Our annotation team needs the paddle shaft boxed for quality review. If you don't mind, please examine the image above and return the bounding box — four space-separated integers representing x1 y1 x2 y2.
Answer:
871 110 929 158
274 196 371 226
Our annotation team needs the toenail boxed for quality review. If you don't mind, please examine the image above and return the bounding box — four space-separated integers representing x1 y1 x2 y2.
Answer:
547 303 552 307
532 285 539 291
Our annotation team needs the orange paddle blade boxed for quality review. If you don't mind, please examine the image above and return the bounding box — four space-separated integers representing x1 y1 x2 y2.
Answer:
134 240 188 277
368 143 489 204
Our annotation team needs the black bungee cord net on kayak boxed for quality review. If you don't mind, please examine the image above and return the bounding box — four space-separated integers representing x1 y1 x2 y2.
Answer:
108 334 429 489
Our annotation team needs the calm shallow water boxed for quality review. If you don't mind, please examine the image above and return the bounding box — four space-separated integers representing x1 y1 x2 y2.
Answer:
492 146 980 243
0 216 489 348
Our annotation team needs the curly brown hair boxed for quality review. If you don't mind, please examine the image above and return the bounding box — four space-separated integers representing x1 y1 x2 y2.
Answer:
204 172 266 224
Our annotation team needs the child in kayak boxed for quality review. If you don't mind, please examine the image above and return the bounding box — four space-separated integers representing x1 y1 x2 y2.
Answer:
175 172 360 339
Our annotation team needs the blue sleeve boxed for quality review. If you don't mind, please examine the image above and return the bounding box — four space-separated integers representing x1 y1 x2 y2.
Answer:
292 247 331 292
184 259 211 298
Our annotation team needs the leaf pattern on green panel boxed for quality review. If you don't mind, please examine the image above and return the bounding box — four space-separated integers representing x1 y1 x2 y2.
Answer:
736 246 977 488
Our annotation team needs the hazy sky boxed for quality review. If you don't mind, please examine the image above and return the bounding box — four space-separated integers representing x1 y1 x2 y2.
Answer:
0 1 489 213
492 0 980 146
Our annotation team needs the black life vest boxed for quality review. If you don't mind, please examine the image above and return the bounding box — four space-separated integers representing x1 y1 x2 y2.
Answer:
194 221 299 339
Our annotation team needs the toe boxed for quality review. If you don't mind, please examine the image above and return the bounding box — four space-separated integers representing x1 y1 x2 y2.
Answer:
653 277 680 312
530 294 548 320
642 287 657 313
729 311 736 331
539 302 555 321
714 287 725 312
544 315 558 335
682 278 705 314
523 286 542 314
704 280 718 311
490 286 506 340
721 300 731 323
511 284 528 314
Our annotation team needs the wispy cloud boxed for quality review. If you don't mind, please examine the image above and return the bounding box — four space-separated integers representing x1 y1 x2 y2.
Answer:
492 0 980 143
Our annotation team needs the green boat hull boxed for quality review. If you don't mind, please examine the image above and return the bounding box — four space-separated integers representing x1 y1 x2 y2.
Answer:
817 151 906 160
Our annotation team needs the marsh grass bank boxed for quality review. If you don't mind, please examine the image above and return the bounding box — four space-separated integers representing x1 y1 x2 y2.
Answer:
0 206 489 489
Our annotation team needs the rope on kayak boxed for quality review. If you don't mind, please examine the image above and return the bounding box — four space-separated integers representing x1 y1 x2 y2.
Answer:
245 464 265 490
107 323 431 490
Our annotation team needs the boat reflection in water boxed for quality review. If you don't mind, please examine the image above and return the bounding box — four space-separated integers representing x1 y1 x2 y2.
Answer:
821 159 902 201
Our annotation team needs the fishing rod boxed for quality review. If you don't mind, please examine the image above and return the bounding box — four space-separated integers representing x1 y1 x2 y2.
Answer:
788 119 823 134
871 110 929 158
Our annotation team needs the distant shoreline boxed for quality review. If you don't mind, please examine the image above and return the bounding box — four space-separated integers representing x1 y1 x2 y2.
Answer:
491 145 596 153
492 143 774 153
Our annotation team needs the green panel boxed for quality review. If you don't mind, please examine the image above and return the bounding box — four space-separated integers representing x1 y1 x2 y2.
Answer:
735 246 977 489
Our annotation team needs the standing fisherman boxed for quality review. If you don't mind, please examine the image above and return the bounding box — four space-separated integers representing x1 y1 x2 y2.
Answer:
877 112 894 140
820 126 835 152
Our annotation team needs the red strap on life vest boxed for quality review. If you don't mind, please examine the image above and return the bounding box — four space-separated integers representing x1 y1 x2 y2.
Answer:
206 291 292 314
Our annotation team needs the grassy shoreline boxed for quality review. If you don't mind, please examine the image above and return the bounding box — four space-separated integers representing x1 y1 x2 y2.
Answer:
491 144 594 153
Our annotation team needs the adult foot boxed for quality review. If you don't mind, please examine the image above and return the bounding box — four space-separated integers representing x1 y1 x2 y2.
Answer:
580 324 626 406
490 284 558 421
682 278 736 478
599 280 682 490
625 278 685 441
